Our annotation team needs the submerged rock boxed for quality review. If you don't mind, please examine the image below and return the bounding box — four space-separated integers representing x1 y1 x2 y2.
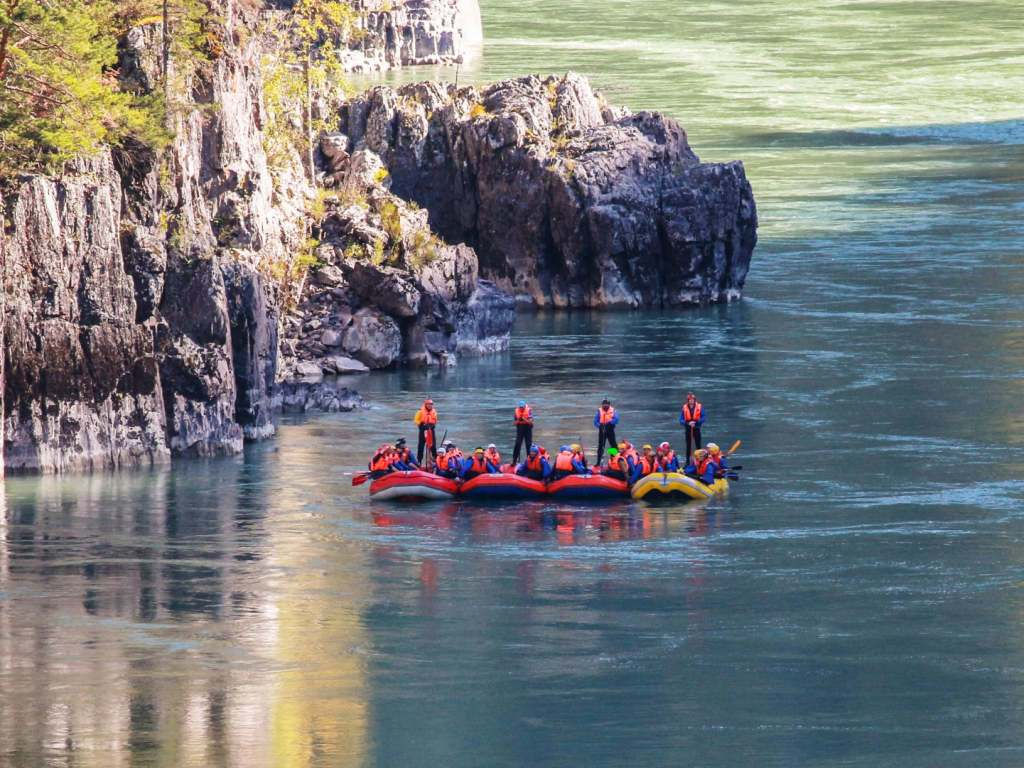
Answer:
341 73 758 307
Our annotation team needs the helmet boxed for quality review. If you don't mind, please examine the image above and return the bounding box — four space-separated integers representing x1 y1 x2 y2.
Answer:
707 442 720 453
529 444 539 454
607 447 619 457
570 443 581 452
659 441 671 451
559 445 570 453
601 398 611 406
686 392 695 399
642 444 653 452
487 443 497 450
694 449 708 460
443 440 455 449
518 400 527 408
618 441 627 450
395 437 406 446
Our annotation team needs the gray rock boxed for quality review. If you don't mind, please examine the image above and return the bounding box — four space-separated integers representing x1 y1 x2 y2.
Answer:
312 264 346 287
321 355 370 374
293 361 325 383
343 309 403 368
321 328 344 347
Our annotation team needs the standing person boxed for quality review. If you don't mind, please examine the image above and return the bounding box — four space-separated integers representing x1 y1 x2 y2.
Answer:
679 392 705 462
512 400 534 464
594 399 619 460
413 398 438 465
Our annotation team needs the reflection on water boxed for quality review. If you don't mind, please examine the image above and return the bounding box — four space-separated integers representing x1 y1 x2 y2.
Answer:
5 0 1024 765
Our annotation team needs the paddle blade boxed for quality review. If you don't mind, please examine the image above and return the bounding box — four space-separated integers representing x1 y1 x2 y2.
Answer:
352 473 370 486
727 439 742 456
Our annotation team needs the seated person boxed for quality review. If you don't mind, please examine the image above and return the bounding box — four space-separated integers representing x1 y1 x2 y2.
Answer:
435 441 463 479
483 443 503 471
570 443 588 471
392 437 419 471
516 444 552 480
656 441 680 472
551 445 588 480
368 443 395 478
460 447 499 479
604 447 628 480
706 442 728 471
683 449 716 485
629 444 659 485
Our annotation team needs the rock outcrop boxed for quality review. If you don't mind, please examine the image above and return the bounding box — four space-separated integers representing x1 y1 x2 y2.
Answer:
340 73 758 307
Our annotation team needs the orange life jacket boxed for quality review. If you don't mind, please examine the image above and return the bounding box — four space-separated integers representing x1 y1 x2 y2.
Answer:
599 406 616 424
525 454 544 473
639 455 658 475
657 451 676 470
484 449 502 466
623 447 640 465
370 452 392 472
682 402 702 422
415 406 438 425
467 455 488 474
609 455 628 474
554 451 575 472
440 451 462 472
514 405 533 425
697 456 713 477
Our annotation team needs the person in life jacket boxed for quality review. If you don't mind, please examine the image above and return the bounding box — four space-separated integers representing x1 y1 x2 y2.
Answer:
618 441 640 476
483 444 503 472
605 447 628 480
679 392 706 463
706 442 728 472
368 443 396 477
551 445 588 480
570 443 588 471
460 447 499 480
516 444 552 480
435 441 463 479
629 444 660 485
392 437 419 471
594 398 619 461
413 398 439 464
684 449 716 485
512 400 534 464
656 441 680 472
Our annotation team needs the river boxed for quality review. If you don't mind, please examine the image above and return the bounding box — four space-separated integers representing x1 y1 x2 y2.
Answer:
3 1 1024 766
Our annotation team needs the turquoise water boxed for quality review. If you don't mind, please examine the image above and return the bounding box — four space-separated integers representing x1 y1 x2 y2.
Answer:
3 2 1024 766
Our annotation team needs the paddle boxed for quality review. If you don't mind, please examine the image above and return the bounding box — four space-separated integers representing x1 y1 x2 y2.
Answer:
726 439 741 456
352 471 371 486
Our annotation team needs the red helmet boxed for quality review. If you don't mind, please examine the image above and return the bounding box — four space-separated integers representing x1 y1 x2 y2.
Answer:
659 441 671 451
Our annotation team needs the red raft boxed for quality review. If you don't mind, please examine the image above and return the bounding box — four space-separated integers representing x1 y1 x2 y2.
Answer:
369 470 458 501
460 473 547 501
547 473 629 500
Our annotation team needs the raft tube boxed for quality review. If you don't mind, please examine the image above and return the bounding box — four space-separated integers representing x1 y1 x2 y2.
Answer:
460 473 547 500
547 474 629 500
369 470 458 501
630 472 729 502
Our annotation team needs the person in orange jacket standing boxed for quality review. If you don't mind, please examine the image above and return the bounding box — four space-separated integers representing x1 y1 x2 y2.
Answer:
512 400 534 464
413 398 439 465
594 398 619 460
679 392 705 462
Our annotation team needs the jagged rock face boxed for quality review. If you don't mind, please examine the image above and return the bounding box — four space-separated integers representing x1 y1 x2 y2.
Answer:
1 155 170 473
344 0 482 71
340 73 758 307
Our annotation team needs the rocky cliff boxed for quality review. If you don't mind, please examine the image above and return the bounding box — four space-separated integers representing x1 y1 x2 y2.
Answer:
0 0 509 473
340 74 758 307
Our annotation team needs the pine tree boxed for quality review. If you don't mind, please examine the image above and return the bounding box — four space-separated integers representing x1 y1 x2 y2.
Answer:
0 0 166 177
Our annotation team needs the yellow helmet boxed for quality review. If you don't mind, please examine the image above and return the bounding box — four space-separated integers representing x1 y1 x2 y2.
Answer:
642 444 653 452
570 443 582 452
707 442 720 454
618 441 628 451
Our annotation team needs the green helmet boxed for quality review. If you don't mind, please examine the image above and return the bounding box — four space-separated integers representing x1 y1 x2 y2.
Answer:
607 447 619 456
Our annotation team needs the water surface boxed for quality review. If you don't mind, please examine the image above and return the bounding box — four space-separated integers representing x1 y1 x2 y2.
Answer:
3 1 1024 766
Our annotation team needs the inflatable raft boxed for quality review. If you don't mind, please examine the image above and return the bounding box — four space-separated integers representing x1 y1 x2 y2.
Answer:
547 474 629 500
369 470 458 501
630 472 728 502
460 473 547 500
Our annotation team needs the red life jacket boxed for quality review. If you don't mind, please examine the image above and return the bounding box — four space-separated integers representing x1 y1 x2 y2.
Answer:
609 455 628 474
525 454 544 473
657 451 677 470
573 450 587 467
639 456 657 475
484 449 501 466
370 452 392 472
554 451 575 472
598 406 616 425
468 455 488 474
697 456 713 478
416 407 438 425
514 406 533 425
440 451 462 472
682 402 702 422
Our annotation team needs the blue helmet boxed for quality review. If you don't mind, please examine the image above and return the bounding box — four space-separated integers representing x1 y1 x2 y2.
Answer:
518 400 527 408
529 444 539 454
559 445 570 452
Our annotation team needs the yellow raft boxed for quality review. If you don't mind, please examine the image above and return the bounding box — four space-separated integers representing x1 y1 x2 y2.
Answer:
630 472 729 502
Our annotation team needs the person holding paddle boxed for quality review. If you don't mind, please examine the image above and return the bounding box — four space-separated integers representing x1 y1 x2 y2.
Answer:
594 398 619 461
413 398 439 465
679 392 705 462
